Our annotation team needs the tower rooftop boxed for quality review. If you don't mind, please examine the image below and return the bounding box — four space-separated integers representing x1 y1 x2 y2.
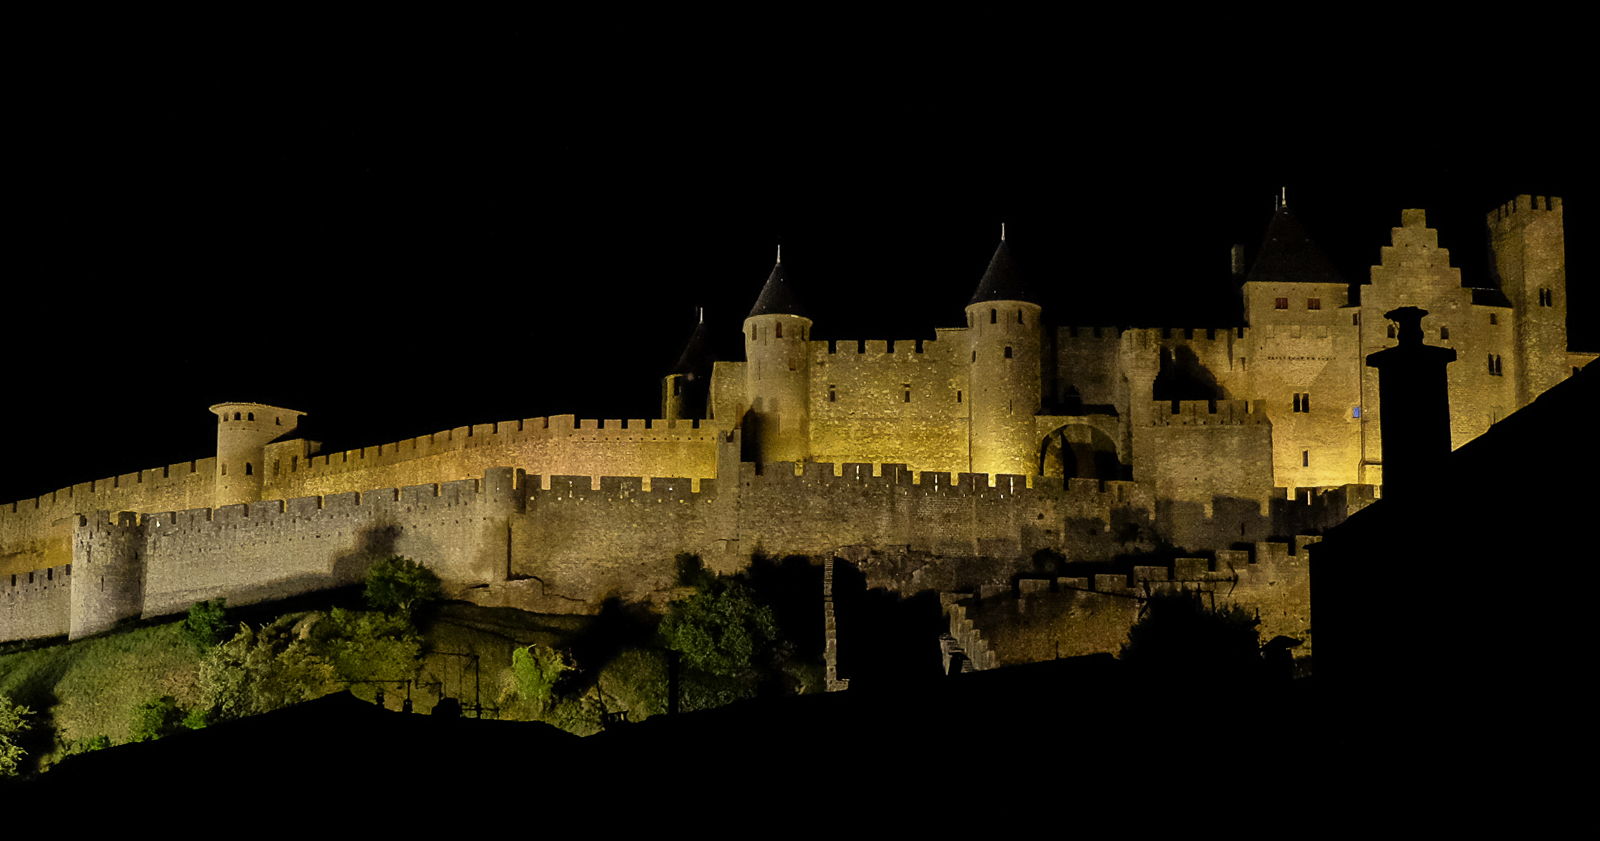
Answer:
968 238 1036 306
1244 204 1345 286
746 252 808 320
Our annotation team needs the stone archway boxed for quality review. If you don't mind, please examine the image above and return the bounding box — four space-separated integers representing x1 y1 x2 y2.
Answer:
1039 422 1122 482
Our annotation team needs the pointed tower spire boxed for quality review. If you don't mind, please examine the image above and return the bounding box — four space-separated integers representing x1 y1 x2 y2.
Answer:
747 247 807 319
1244 200 1344 285
968 231 1035 306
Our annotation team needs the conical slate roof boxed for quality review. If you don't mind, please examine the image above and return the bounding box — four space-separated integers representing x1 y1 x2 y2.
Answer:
1244 205 1345 285
667 314 717 379
968 239 1036 306
746 259 808 320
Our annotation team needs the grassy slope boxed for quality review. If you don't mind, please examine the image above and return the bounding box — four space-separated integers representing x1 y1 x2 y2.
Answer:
0 621 200 772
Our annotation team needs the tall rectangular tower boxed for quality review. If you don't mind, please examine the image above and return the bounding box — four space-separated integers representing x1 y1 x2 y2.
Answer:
1489 195 1568 410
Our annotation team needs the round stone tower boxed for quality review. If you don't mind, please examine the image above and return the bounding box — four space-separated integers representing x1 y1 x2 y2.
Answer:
211 402 306 508
743 247 813 467
965 230 1042 483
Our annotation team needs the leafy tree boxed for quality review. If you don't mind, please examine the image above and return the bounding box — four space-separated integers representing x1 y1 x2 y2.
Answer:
128 695 187 743
675 552 714 589
75 735 112 753
197 621 339 723
364 556 443 618
1 694 33 777
182 598 233 653
313 608 423 685
512 643 573 711
1120 592 1263 684
660 575 780 677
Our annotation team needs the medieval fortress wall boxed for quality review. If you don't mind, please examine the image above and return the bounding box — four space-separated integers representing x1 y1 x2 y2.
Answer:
946 537 1316 669
3 194 1591 656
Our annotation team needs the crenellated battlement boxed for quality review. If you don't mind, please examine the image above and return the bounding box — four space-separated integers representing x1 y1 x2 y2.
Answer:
1489 194 1562 227
276 415 724 479
1149 400 1269 426
1 458 214 518
819 337 941 357
126 468 526 538
1060 326 1121 341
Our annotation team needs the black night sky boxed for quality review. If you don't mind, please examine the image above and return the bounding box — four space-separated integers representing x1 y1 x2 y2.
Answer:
5 28 1590 507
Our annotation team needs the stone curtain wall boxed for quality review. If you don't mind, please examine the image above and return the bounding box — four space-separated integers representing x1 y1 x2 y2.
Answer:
808 333 971 478
948 538 1318 669
265 416 723 501
0 459 217 577
0 564 71 642
134 468 522 620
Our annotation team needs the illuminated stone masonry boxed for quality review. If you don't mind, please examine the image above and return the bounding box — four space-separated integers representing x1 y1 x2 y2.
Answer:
2 196 1591 670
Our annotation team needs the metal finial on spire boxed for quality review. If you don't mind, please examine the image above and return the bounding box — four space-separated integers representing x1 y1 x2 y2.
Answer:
1001 222 1006 241
1280 186 1287 208
776 243 781 264
697 306 704 324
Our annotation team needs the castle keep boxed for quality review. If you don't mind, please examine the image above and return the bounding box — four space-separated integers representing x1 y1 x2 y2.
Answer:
3 195 1591 669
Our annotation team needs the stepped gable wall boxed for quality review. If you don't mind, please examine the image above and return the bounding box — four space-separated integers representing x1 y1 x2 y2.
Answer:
134 468 523 619
0 563 72 642
263 416 723 501
0 459 217 577
809 334 970 475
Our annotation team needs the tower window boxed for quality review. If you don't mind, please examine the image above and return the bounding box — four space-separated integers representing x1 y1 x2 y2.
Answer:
1303 450 1309 467
1489 354 1503 375
247 412 254 421
234 412 241 420
1440 327 1450 340
828 386 836 403
1004 346 1013 359
221 463 227 476
1539 289 1553 307
775 323 783 339
972 351 977 362
904 389 911 403
1490 313 1498 325
1275 298 1288 309
276 417 282 425
1307 298 1321 310
1293 393 1310 413
990 309 997 324
245 462 253 476
1353 312 1360 326
1387 325 1396 339
1017 310 1024 324
957 390 963 403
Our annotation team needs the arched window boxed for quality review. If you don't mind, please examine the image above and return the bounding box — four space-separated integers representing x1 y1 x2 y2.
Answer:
245 463 252 475
234 412 241 420
247 412 254 421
